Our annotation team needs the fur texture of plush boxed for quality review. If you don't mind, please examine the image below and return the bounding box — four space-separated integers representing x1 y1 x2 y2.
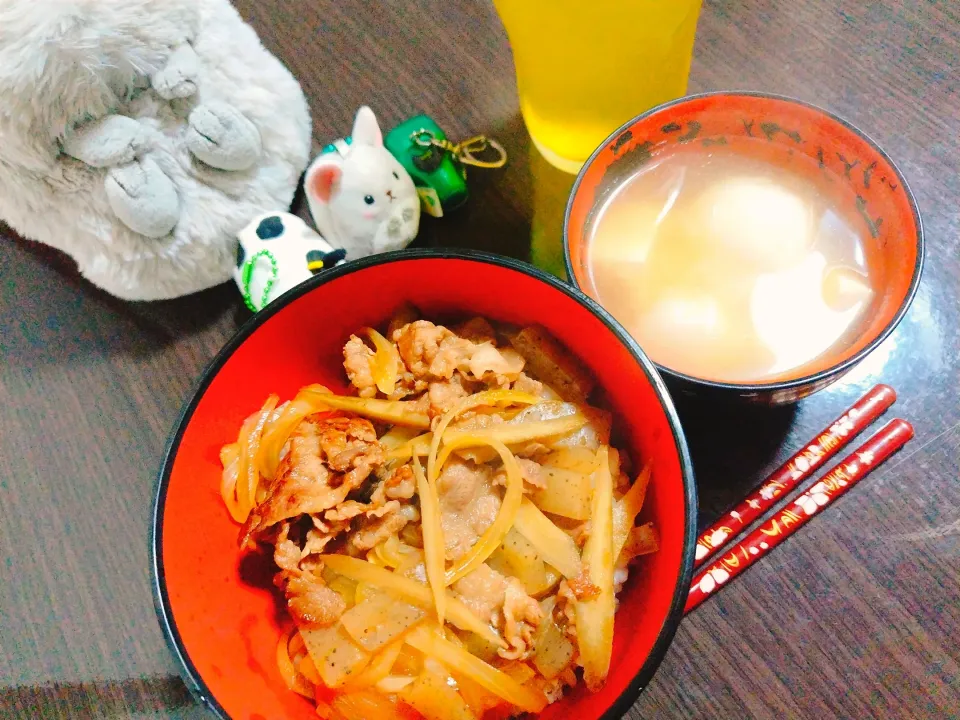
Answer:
0 0 311 300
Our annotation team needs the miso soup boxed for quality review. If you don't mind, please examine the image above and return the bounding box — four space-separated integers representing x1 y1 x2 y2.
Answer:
585 143 877 383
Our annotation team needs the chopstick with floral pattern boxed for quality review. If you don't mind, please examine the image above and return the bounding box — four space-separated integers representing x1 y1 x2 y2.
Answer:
694 384 897 569
685 418 914 614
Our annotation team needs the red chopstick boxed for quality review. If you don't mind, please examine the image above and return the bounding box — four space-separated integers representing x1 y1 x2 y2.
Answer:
685 418 914 614
694 384 896 569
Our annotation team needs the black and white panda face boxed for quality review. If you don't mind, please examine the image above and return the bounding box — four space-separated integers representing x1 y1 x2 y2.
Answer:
236 214 287 270
234 212 347 311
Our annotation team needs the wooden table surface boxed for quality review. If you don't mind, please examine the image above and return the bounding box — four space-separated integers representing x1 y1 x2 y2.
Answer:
2 1 958 718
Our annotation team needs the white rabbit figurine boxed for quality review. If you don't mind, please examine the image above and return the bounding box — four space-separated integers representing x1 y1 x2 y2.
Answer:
305 107 420 258
234 212 346 312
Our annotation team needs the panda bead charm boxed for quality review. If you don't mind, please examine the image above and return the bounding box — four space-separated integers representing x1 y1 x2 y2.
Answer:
234 212 346 312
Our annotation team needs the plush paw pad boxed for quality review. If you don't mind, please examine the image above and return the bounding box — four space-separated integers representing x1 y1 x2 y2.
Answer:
186 102 262 171
152 67 197 100
63 115 148 168
152 44 199 100
105 157 180 237
101 116 149 165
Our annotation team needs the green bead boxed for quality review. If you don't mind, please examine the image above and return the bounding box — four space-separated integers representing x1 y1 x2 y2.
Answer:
385 115 469 217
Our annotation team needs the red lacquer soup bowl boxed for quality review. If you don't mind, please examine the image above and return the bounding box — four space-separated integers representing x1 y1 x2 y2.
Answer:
152 250 697 720
565 92 923 405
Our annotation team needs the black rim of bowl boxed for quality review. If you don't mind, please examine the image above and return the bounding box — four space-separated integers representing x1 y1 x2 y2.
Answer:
151 247 698 720
563 90 925 394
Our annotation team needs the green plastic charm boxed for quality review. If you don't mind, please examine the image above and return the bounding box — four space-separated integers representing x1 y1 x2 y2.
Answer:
240 249 278 312
385 115 469 218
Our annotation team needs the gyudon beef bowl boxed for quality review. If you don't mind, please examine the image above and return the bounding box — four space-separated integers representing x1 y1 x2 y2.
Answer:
152 250 696 720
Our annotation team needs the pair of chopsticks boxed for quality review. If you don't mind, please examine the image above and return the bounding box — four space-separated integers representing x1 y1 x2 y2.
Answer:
685 384 914 614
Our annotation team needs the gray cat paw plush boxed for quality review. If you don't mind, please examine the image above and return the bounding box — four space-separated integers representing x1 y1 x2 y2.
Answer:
0 0 311 300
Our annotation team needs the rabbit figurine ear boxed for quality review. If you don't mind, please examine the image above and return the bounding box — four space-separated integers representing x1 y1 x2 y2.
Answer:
352 106 383 146
307 164 342 203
